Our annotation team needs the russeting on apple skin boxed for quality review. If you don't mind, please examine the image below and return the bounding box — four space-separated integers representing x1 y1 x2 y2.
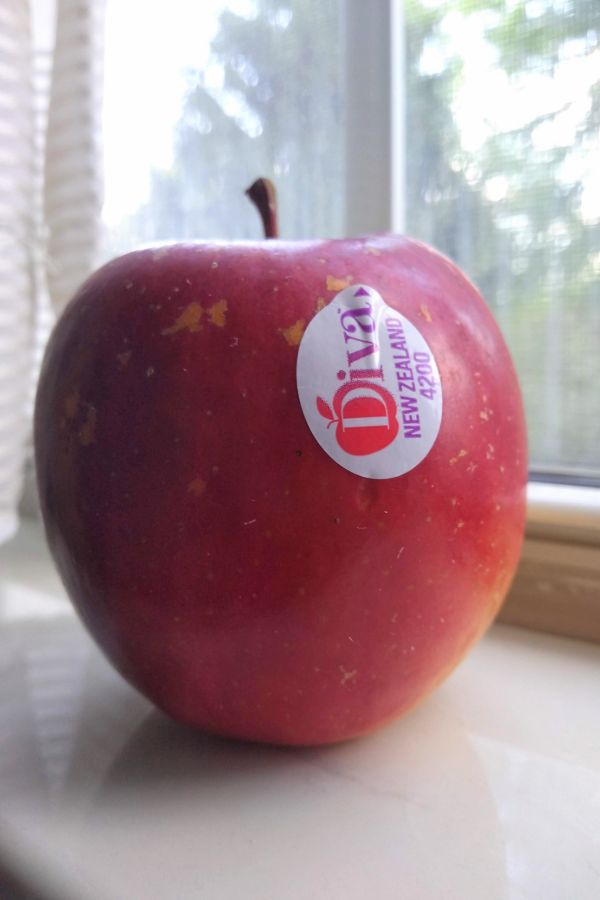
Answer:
34 191 527 746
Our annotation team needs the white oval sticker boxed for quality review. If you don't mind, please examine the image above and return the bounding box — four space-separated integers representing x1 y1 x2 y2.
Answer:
296 285 443 479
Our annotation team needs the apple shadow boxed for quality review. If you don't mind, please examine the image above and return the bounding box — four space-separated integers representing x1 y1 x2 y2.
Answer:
95 709 307 798
87 693 509 900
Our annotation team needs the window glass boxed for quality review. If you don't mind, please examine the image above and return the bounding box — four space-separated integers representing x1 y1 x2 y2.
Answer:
404 0 600 475
103 0 345 251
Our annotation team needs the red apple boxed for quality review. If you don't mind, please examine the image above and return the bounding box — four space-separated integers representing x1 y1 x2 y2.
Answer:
34 179 527 746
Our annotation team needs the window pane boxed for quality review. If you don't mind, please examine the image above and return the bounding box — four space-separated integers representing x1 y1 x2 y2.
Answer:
102 0 346 252
404 0 600 476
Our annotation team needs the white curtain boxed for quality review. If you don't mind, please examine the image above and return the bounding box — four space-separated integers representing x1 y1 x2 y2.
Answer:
0 0 105 544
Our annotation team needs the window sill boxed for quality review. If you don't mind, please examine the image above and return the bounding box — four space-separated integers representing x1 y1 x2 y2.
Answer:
498 482 600 642
525 481 600 545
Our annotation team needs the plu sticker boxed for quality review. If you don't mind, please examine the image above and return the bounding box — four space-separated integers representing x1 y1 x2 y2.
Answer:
296 285 443 479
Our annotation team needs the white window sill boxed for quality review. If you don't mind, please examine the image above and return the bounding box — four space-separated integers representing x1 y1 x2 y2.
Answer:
497 481 600 642
526 480 600 543
1 520 599 899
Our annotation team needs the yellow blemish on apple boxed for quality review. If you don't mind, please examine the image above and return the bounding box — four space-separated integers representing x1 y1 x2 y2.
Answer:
479 409 490 421
152 247 169 261
64 390 80 419
280 319 306 346
78 404 97 446
419 304 433 322
210 260 219 269
326 274 352 292
208 298 228 327
339 666 357 686
449 449 468 465
315 297 326 312
117 351 131 368
365 246 382 256
355 478 378 512
161 302 204 335
188 477 207 496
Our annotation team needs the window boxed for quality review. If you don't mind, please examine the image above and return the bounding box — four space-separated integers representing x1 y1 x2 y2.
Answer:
102 0 600 484
102 0 347 250
401 0 600 479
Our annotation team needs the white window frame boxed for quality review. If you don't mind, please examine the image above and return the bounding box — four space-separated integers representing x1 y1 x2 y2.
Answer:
343 0 600 642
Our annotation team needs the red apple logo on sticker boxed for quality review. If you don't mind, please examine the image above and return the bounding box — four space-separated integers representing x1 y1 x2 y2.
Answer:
317 382 399 456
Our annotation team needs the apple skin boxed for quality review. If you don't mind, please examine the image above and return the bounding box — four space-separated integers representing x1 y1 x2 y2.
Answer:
34 235 527 746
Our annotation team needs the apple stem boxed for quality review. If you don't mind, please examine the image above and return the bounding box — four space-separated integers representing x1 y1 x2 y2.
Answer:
245 178 279 239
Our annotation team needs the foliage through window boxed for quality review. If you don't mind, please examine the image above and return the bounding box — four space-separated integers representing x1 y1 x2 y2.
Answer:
404 0 600 476
103 0 345 248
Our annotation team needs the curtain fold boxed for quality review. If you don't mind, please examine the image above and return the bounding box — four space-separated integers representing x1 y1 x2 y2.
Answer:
0 0 35 544
0 0 104 545
45 0 105 313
